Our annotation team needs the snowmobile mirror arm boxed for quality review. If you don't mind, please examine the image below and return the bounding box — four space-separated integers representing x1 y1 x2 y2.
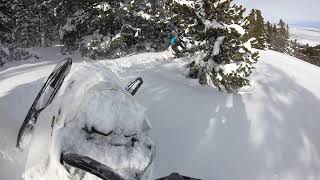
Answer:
125 77 143 96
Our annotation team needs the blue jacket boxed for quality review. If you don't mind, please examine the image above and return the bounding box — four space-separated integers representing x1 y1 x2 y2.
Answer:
170 35 178 45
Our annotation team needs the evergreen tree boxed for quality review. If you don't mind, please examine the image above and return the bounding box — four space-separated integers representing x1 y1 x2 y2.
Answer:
253 10 267 49
245 9 267 49
287 39 297 55
55 0 163 59
265 21 273 47
0 0 13 44
13 2 41 47
274 19 289 53
272 24 278 34
11 0 57 48
246 9 256 41
0 0 13 66
269 23 279 50
0 0 57 65
165 0 259 92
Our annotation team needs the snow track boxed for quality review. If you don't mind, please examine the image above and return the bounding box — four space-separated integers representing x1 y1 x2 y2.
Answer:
1 50 320 180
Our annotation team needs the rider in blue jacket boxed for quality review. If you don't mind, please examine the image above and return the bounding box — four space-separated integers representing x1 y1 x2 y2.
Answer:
170 30 185 56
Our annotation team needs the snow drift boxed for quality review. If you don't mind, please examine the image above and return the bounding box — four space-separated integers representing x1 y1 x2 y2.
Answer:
0 49 320 180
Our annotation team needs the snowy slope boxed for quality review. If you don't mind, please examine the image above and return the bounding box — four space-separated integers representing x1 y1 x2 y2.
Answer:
1 50 320 180
289 25 320 46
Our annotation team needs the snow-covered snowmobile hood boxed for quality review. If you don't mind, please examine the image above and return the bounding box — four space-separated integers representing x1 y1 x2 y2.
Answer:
49 63 154 180
60 81 150 134
55 62 151 133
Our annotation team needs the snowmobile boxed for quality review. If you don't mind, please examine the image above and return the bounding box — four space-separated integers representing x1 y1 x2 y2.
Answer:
16 58 199 180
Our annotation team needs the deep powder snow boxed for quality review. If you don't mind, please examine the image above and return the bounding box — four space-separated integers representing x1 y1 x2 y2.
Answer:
0 49 320 180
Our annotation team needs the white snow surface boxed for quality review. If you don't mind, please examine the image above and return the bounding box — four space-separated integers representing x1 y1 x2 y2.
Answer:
203 19 221 31
289 25 320 46
225 24 246 36
137 11 152 20
1 48 320 180
213 36 225 56
173 0 195 8
94 2 111 12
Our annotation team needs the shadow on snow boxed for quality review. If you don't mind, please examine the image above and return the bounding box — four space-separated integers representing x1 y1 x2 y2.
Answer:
128 59 320 180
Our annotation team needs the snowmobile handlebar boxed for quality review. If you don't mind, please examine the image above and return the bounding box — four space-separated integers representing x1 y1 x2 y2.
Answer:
61 153 199 180
61 153 125 180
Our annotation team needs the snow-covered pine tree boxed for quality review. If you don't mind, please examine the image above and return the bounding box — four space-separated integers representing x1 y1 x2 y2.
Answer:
36 1 59 47
12 0 57 48
168 0 260 92
245 9 267 50
270 23 279 50
0 0 56 64
13 1 38 47
56 0 163 59
0 0 12 43
126 0 166 51
0 0 12 66
155 0 200 56
0 0 32 63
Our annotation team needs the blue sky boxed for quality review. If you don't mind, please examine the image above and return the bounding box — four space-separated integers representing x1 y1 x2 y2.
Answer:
234 0 320 27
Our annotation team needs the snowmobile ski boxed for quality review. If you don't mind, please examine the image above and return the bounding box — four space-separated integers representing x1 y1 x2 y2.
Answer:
16 58 72 149
125 77 143 96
